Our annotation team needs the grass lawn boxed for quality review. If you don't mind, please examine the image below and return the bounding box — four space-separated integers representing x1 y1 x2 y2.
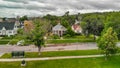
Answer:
47 35 96 44
63 35 94 39
0 56 120 68
47 39 95 44
0 40 10 45
0 36 18 45
0 36 15 45
1 49 102 58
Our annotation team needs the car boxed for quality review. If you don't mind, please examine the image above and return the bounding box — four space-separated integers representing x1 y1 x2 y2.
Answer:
17 40 25 46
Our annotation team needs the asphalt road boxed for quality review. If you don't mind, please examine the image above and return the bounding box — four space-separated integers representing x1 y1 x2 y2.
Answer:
0 42 120 54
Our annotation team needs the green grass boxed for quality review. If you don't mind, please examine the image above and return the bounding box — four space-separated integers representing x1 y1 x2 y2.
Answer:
0 36 15 45
47 35 95 44
47 39 95 44
0 40 10 45
0 56 120 68
1 50 102 58
0 36 16 45
63 35 94 39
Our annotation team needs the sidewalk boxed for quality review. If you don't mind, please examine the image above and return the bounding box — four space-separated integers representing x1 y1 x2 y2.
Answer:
0 54 104 62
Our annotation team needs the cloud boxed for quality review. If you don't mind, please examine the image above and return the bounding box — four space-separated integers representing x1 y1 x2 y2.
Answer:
0 0 120 17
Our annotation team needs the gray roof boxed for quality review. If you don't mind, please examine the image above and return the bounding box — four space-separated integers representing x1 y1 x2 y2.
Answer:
0 22 15 30
52 23 67 31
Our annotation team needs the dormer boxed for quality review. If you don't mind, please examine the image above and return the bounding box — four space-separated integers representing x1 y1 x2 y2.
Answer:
15 21 20 26
75 19 79 24
2 27 6 30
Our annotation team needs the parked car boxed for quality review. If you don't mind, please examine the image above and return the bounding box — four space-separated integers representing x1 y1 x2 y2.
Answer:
17 40 25 46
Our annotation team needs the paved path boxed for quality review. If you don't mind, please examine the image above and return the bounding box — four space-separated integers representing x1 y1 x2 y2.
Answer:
0 54 104 62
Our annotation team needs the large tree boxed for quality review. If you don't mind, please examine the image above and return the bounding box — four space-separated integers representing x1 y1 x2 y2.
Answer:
64 11 69 16
31 19 51 55
81 15 104 40
97 27 118 60
105 16 120 40
20 15 28 21
65 27 75 37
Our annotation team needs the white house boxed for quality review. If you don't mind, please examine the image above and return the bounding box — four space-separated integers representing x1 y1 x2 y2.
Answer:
52 23 67 36
0 21 23 37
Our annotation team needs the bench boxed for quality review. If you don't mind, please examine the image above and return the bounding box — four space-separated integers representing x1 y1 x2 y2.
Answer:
11 51 25 58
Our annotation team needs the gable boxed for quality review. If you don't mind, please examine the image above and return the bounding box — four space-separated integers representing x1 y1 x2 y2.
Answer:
53 24 67 31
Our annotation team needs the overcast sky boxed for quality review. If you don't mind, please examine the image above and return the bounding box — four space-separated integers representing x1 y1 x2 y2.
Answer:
0 0 120 17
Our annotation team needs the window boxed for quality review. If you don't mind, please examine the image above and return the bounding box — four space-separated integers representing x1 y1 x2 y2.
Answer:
9 31 12 33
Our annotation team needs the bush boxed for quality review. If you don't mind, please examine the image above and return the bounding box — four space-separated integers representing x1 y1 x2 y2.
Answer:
51 35 60 39
9 40 18 45
23 40 32 46
65 27 75 37
0 40 10 44
2 36 14 39
63 34 71 38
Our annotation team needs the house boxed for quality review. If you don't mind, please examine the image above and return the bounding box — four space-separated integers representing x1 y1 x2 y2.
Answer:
52 23 67 36
0 21 23 37
71 19 82 33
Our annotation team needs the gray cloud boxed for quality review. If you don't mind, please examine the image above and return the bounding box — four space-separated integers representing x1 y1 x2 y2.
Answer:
3 0 29 4
0 0 120 17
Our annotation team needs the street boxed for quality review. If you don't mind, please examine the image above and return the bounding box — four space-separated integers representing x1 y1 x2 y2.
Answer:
0 42 120 54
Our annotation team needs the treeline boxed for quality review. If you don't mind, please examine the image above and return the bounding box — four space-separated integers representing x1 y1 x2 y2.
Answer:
43 11 120 40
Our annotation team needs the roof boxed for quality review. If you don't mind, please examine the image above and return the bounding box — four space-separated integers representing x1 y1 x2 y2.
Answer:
0 22 15 30
52 23 67 31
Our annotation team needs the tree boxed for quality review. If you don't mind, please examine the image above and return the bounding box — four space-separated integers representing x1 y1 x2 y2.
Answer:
105 19 120 40
97 27 118 60
81 15 104 40
20 15 28 21
31 19 51 55
24 20 34 34
64 11 69 16
61 18 69 28
65 27 75 37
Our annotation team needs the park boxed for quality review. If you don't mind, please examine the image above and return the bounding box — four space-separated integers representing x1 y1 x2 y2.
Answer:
0 1 120 68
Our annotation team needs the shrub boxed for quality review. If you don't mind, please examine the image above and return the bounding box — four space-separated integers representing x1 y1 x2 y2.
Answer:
65 27 75 37
63 34 71 38
51 34 60 39
2 36 14 39
0 40 10 44
9 40 18 45
23 40 32 46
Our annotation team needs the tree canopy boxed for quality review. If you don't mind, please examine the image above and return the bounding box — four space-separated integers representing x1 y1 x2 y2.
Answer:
97 27 118 59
